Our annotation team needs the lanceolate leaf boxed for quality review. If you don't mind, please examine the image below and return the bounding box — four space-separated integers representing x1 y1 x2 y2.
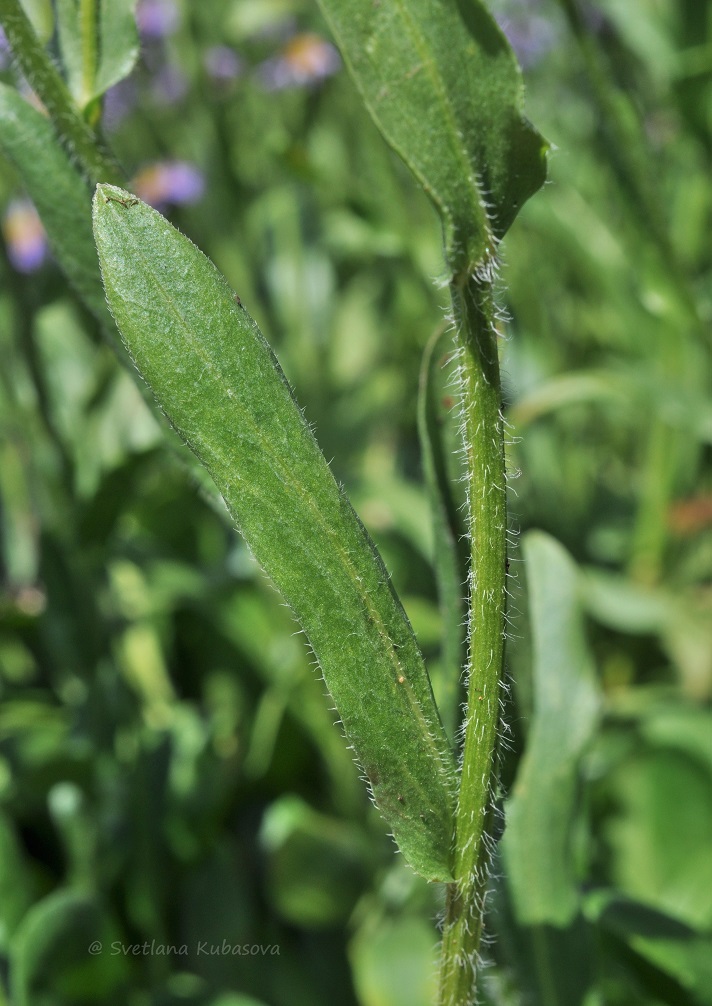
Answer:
314 0 548 274
0 85 111 326
93 185 458 882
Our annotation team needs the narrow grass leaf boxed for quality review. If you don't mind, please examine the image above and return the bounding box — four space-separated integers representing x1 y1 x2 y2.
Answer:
0 85 110 325
314 0 548 273
92 185 457 882
502 531 601 925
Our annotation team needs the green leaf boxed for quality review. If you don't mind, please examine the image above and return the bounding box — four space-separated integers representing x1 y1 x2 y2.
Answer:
92 184 457 882
95 0 139 99
18 0 52 41
502 531 601 926
586 892 712 1006
350 915 439 1006
314 0 548 273
0 813 37 951
417 326 468 741
259 795 372 928
0 85 111 326
57 0 138 106
490 878 595 1006
0 0 121 184
593 726 712 931
55 0 83 101
9 890 126 1005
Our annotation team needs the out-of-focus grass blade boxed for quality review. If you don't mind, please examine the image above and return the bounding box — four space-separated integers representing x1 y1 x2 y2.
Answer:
509 371 630 427
93 185 457 882
585 892 712 1006
502 531 601 925
0 85 110 326
56 0 138 107
490 877 595 1006
417 327 468 741
314 0 548 273
0 813 36 952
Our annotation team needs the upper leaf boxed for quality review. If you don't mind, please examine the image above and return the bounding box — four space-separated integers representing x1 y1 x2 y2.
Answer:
95 0 139 99
92 185 458 882
315 0 548 274
56 0 138 107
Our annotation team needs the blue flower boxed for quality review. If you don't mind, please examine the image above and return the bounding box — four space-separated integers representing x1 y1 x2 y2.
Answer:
133 161 205 209
204 46 244 84
493 0 559 68
2 198 48 273
257 33 341 91
136 0 179 40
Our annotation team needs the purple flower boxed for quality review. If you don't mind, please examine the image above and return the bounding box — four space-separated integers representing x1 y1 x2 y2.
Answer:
136 0 179 40
103 78 139 130
133 161 205 209
204 45 244 83
257 33 341 91
493 0 559 68
150 63 189 105
2 198 48 273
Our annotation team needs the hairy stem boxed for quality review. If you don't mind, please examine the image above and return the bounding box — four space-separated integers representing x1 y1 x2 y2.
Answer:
0 0 119 184
438 273 507 1005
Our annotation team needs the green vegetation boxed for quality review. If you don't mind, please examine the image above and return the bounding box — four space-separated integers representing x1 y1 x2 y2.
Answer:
0 1 710 1004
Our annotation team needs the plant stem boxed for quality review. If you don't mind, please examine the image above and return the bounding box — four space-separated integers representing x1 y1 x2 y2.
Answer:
0 0 119 184
438 274 507 1005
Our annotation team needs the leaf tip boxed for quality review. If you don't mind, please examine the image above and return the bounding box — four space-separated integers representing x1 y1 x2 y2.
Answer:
93 183 141 219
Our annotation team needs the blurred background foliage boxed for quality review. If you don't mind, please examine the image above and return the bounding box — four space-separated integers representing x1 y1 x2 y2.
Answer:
0 0 710 1004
